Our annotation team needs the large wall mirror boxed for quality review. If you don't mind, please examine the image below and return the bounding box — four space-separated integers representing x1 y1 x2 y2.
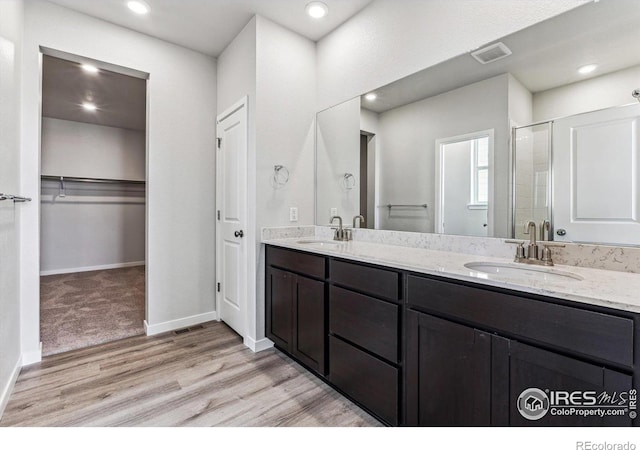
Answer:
315 0 640 246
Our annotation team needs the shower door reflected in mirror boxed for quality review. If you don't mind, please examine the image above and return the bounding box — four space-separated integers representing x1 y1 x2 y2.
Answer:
436 130 494 237
512 123 552 241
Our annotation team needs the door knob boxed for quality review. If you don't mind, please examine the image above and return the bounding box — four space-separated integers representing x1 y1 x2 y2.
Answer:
234 230 244 238
556 229 566 236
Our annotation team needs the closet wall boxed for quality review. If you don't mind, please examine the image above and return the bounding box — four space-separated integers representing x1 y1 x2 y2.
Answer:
40 118 146 275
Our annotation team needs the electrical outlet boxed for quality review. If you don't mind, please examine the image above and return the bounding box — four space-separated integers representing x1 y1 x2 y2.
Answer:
330 207 338 217
289 207 298 222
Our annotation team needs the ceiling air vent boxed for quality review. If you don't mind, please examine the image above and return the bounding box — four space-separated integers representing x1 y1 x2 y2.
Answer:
470 42 512 64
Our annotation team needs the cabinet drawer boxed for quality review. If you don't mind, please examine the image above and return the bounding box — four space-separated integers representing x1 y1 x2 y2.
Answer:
330 259 399 301
407 275 634 368
267 246 325 279
330 286 398 362
329 336 398 425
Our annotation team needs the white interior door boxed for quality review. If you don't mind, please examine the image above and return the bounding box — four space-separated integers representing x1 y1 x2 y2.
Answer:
216 98 247 337
553 103 640 245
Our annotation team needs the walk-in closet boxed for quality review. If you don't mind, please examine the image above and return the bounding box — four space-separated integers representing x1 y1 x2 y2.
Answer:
39 54 147 356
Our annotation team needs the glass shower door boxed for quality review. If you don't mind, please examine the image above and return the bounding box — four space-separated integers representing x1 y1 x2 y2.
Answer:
512 122 552 240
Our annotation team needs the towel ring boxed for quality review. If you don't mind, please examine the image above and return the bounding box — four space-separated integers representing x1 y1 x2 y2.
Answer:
273 165 289 188
343 173 356 190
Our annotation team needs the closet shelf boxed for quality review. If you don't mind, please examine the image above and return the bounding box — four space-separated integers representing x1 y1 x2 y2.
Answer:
41 175 146 185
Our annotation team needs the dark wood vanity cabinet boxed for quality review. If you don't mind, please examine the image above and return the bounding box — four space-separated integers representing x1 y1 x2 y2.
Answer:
265 247 326 375
265 244 638 427
328 260 402 425
406 275 635 427
265 245 402 425
405 311 492 426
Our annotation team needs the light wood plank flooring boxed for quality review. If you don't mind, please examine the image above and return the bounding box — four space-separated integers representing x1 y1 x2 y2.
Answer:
0 322 380 427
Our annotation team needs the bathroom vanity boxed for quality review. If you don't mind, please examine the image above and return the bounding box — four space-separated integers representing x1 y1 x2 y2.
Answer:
264 239 640 427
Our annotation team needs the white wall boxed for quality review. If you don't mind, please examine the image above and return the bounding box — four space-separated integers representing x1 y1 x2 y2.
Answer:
39 118 145 273
508 74 533 128
20 1 217 358
0 0 24 418
533 64 640 122
316 0 587 110
216 17 258 349
376 74 509 236
316 97 361 224
41 118 145 180
254 17 316 342
40 182 145 274
217 15 316 348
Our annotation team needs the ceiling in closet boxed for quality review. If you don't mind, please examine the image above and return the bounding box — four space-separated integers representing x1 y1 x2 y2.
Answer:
46 0 373 56
42 55 147 131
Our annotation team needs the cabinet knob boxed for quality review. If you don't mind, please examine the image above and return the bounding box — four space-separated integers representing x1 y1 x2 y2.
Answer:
234 230 244 238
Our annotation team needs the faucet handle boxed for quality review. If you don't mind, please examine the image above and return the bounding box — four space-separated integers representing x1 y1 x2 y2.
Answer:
505 239 526 262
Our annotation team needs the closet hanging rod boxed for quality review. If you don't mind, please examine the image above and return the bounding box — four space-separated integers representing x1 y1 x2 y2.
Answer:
41 175 146 185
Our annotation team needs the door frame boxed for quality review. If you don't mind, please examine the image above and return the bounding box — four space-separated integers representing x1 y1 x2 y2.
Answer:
215 96 249 338
35 48 150 361
435 129 495 236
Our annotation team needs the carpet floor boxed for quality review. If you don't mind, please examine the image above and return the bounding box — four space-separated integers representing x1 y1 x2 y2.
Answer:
40 266 145 356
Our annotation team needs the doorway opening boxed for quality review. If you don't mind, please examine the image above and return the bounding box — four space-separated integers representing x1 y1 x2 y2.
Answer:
39 52 148 356
435 129 494 237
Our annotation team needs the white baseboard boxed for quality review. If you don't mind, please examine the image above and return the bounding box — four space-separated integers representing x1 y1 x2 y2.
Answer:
40 261 145 276
22 342 42 366
144 311 218 336
244 336 274 353
0 355 23 420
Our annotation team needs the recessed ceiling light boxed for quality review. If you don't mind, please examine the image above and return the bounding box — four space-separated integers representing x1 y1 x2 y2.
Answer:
578 64 597 75
306 2 328 19
82 102 97 111
81 64 99 74
127 0 150 15
365 93 377 101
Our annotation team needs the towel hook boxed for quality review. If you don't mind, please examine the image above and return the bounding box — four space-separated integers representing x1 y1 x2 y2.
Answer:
342 173 356 190
273 165 289 188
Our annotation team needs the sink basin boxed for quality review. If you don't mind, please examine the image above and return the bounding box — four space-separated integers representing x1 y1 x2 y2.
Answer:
464 262 583 282
296 239 341 247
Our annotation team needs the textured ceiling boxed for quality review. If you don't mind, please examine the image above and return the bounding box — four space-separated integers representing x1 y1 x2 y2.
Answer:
360 0 640 113
46 0 373 56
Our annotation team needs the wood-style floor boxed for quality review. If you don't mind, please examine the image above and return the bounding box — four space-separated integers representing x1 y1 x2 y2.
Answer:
0 322 380 427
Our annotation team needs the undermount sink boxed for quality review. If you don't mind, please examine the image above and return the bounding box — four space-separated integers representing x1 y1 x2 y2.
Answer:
464 262 583 282
296 239 341 247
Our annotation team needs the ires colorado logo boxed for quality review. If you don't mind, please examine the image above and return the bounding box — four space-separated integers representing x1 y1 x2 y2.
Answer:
517 388 637 421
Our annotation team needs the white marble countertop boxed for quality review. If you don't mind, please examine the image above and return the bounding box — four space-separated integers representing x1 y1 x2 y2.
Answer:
262 237 640 314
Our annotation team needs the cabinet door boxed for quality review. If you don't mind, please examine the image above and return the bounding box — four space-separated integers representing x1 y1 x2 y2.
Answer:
292 275 326 374
266 266 293 351
505 341 633 426
406 311 491 426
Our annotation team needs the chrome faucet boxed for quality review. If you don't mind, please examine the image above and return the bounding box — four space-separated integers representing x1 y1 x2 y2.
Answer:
329 215 346 241
352 215 365 229
539 219 550 242
506 220 565 266
523 221 538 260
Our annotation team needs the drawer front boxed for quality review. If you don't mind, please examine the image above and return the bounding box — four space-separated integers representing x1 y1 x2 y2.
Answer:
329 336 399 425
330 259 399 301
330 286 398 362
267 246 325 279
407 275 634 368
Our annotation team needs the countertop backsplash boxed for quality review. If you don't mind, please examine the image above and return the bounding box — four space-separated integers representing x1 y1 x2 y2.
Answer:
261 226 640 274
